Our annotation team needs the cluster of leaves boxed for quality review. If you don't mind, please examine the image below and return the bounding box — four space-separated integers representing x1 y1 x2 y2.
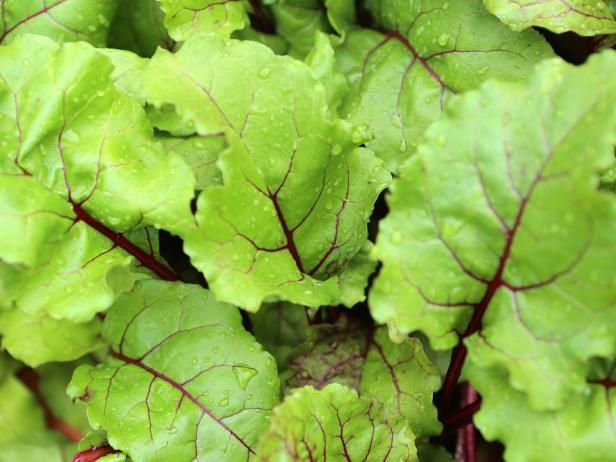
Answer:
0 1 614 461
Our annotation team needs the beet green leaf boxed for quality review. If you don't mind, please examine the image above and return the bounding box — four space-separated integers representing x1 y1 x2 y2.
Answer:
69 280 280 461
256 383 417 461
371 51 616 410
484 0 616 35
0 0 117 46
143 34 390 311
335 0 554 173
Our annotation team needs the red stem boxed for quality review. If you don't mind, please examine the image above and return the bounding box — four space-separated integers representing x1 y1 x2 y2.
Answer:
72 445 118 462
16 368 83 443
72 204 179 282
442 398 482 435
248 0 275 34
455 384 478 462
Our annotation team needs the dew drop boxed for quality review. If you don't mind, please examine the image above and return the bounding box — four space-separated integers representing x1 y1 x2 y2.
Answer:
258 67 271 79
438 33 449 47
218 397 229 407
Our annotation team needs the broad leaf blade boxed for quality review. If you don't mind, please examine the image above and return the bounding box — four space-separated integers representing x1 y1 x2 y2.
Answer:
336 0 553 172
158 0 248 40
256 383 417 461
144 35 390 311
466 361 616 462
287 323 441 440
0 35 194 327
485 0 616 35
371 51 616 409
69 280 280 461
0 0 117 46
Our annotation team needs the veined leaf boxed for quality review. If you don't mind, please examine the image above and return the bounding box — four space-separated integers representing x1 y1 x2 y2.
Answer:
68 280 280 461
371 51 616 410
287 324 441 440
0 0 118 46
256 383 417 461
485 0 616 35
144 35 390 311
335 0 553 172
0 36 194 330
466 360 616 462
158 0 248 40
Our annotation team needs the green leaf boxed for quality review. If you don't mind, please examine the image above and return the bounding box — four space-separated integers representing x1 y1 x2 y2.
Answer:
0 308 102 366
287 323 441 440
158 0 248 40
361 328 441 440
38 361 93 432
466 360 616 462
268 0 332 58
484 0 616 35
335 0 553 172
0 35 194 325
108 0 172 57
157 134 225 190
0 433 74 462
325 0 356 36
144 35 390 311
0 373 45 444
0 0 117 46
370 51 616 410
68 280 280 461
249 302 309 370
256 383 417 461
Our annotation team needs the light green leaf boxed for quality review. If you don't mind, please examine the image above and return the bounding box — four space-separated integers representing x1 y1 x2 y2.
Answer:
0 35 194 324
97 48 149 102
256 383 417 461
144 35 389 311
157 134 225 190
466 360 616 462
0 433 74 462
338 242 377 307
0 0 117 46
68 280 280 462
361 328 441 440
38 361 93 433
0 373 45 444
249 302 309 370
158 0 248 40
335 0 553 172
305 31 349 114
108 0 172 57
287 323 441 440
269 0 331 58
485 0 616 35
371 51 616 410
0 308 102 366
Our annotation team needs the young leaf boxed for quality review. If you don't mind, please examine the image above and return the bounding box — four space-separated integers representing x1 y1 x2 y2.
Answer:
371 51 616 410
484 0 616 35
335 0 554 172
144 35 390 311
158 0 248 40
287 324 441 440
466 360 616 461
0 0 117 46
68 280 280 461
0 35 194 324
256 383 417 461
